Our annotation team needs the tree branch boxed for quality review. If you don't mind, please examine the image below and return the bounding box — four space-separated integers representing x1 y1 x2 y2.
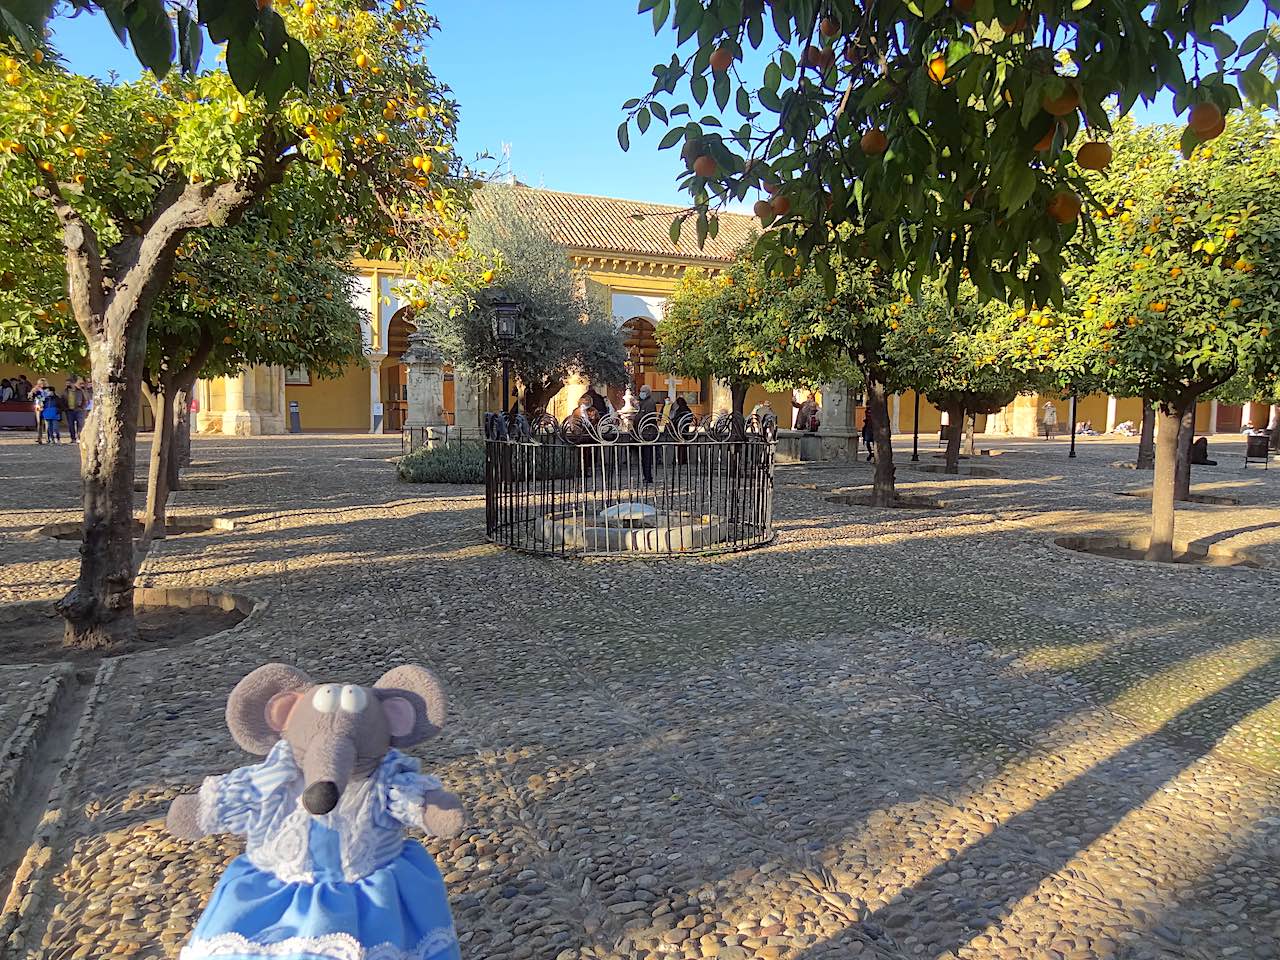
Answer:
32 169 107 340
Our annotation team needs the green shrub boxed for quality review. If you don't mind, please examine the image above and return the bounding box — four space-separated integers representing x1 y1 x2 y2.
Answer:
397 441 485 484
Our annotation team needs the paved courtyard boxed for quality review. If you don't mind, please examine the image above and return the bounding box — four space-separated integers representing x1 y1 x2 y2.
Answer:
1 431 1278 960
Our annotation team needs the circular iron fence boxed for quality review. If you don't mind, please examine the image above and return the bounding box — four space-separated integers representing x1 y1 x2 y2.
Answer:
484 411 777 557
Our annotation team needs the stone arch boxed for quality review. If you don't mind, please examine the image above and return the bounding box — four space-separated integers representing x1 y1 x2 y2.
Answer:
380 307 417 431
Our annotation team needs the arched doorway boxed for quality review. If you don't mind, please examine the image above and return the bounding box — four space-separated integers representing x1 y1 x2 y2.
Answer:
381 308 415 432
619 316 707 413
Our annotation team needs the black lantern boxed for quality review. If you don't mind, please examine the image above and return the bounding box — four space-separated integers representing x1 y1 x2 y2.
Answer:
491 295 521 415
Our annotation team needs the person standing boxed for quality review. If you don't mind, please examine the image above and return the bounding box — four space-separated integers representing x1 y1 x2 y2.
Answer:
1042 399 1058 440
15 374 32 401
862 412 875 462
793 391 819 432
63 376 85 442
38 382 62 443
636 385 657 484
31 378 54 443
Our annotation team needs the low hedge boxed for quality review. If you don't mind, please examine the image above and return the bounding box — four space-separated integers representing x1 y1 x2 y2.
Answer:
397 441 485 484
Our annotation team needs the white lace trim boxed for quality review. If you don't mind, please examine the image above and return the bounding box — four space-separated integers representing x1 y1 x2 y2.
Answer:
197 776 223 835
179 926 457 960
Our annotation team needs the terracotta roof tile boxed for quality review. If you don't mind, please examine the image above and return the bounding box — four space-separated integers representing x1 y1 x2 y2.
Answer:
501 186 756 263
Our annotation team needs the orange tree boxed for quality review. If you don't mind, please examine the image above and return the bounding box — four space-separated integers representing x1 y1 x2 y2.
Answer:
657 249 857 415
620 0 1280 304
0 0 473 647
1061 113 1280 560
889 284 1052 472
658 248 930 505
1 0 309 100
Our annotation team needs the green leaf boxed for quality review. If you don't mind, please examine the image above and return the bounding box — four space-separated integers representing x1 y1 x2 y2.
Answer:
284 35 310 92
637 106 651 133
670 218 683 245
658 125 685 149
1001 164 1036 214
258 9 287 56
226 32 267 93
176 8 203 75
1239 69 1276 109
617 121 631 151
691 73 708 106
126 0 176 78
651 0 670 32
651 101 668 122
1208 29 1236 60
259 56 292 110
714 71 730 109
1179 123 1200 160
736 86 751 116
1238 28 1268 57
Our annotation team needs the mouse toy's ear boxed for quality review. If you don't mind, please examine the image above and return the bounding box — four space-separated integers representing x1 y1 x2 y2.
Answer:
226 663 313 755
373 665 447 747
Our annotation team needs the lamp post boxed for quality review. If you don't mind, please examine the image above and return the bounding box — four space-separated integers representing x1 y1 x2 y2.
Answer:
1068 393 1078 459
492 295 520 415
911 392 920 462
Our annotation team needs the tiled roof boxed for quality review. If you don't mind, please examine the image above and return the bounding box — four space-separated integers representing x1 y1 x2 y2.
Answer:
499 186 757 263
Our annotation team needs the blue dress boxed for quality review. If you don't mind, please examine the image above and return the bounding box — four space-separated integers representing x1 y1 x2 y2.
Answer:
179 742 461 960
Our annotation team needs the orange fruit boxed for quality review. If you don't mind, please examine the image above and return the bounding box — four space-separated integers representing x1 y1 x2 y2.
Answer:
802 44 823 67
257 0 272 8
301 1 315 13
820 17 840 37
1150 302 1167 312
1047 190 1081 224
861 129 888 155
229 108 244 124
709 46 733 72
30 49 43 64
355 53 369 69
38 159 54 173
1041 88 1079 116
1076 141 1112 170
928 56 946 83
1229 297 1243 308
693 154 717 177
482 269 495 283
753 199 773 222
58 122 75 136
1188 102 1222 135
420 157 433 174
1198 113 1226 141
4 72 20 86
771 195 791 215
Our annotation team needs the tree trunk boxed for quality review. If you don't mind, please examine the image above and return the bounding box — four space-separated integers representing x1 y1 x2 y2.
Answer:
1174 402 1196 502
1136 399 1155 470
943 403 965 474
523 378 563 416
170 384 192 490
966 414 977 456
730 382 749 417
865 376 895 506
143 379 176 544
56 331 148 648
1147 404 1186 562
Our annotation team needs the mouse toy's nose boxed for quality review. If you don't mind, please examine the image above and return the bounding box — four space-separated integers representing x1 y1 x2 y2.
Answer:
303 780 341 815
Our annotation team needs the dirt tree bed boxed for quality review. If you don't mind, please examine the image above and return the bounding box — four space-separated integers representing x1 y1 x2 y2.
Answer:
0 602 244 666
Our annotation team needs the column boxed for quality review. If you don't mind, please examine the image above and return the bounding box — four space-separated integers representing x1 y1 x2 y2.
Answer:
1105 395 1119 433
220 371 259 436
817 380 855 461
402 334 448 446
368 357 384 433
1243 401 1260 429
890 393 901 434
1208 399 1219 434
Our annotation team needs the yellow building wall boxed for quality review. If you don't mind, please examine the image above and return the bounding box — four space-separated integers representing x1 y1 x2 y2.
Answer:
1072 394 1109 430
1112 396 1144 427
896 390 944 434
285 362 370 431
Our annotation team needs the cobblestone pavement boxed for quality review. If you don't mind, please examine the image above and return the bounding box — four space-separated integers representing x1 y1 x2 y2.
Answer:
1 432 1278 960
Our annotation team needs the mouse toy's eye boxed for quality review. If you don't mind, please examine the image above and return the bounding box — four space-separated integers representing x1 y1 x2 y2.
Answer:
340 684 368 713
311 684 340 713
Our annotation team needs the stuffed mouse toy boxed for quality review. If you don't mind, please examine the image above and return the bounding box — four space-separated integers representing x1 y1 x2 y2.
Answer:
167 663 465 960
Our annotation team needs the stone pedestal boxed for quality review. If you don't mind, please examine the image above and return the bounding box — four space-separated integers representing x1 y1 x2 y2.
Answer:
403 333 449 447
814 380 858 460
221 371 259 436
453 370 488 439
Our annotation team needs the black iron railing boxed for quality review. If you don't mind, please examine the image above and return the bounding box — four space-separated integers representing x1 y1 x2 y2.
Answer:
484 411 777 557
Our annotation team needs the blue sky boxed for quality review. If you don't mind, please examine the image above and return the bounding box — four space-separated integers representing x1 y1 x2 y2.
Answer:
50 0 1271 207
